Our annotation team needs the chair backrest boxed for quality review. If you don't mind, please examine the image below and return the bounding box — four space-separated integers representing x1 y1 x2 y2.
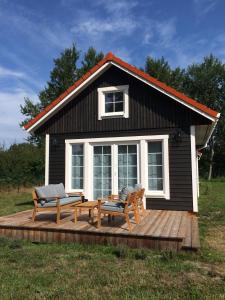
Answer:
137 188 145 200
126 191 138 206
35 183 67 200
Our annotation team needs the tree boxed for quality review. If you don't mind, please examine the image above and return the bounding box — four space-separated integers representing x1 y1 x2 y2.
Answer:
185 55 225 179
145 56 186 91
20 44 80 130
78 47 104 78
20 45 104 144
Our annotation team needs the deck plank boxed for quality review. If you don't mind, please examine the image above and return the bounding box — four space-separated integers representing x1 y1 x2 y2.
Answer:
0 209 199 251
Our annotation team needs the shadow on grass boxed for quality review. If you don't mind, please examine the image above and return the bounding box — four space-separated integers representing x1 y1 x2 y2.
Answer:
15 201 33 206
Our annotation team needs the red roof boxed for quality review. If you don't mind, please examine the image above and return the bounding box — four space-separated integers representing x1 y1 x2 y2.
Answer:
24 52 219 130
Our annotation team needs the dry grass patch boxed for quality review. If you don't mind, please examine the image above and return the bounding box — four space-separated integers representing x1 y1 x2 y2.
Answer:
206 225 225 252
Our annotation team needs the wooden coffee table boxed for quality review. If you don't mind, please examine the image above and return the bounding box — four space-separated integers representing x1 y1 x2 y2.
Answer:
74 200 104 224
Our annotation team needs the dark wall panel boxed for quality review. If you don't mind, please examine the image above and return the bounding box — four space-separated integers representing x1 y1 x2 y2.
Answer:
36 65 210 136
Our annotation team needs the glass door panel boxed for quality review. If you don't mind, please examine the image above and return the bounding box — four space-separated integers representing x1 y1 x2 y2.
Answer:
118 144 138 190
93 145 112 199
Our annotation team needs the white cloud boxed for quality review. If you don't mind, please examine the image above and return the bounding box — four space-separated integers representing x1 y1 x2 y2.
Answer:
71 17 137 37
0 66 25 78
143 19 177 48
193 0 220 16
0 88 38 146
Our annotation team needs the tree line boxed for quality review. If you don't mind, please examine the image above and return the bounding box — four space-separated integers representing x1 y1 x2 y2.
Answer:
1 44 224 190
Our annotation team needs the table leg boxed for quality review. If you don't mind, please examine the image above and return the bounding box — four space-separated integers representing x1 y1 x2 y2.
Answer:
74 207 77 224
91 208 95 224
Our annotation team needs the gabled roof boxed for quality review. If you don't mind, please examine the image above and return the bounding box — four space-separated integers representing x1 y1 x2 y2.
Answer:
24 52 220 132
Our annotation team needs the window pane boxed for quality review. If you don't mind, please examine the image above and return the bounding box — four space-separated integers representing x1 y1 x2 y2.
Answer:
71 144 84 189
72 156 83 166
148 153 162 165
72 178 83 189
105 92 114 103
93 145 112 200
72 166 83 178
103 166 111 177
128 154 137 165
118 144 137 190
118 154 127 165
128 145 137 154
148 141 163 191
128 166 137 178
94 146 102 155
148 166 162 178
118 166 127 178
114 92 123 102
103 146 111 154
94 155 102 166
115 102 123 112
94 166 102 177
105 103 113 113
148 179 163 191
128 179 137 187
72 144 83 155
118 145 127 154
148 141 162 153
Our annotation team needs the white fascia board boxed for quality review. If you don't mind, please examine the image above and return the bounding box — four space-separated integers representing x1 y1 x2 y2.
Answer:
110 62 217 123
26 62 111 133
26 59 218 133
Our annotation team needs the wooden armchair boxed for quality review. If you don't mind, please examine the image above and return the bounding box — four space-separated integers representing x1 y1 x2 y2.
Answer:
136 188 145 216
32 184 83 224
97 191 139 231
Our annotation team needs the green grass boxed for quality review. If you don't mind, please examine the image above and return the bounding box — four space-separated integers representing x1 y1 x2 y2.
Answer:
0 182 225 299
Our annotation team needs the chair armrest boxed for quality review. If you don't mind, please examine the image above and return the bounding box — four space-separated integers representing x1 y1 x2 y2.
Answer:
108 194 119 201
67 192 84 197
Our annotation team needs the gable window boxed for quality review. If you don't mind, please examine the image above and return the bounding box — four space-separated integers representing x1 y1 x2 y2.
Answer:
98 85 129 119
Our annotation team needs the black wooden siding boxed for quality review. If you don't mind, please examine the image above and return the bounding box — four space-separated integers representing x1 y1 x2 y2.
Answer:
36 66 210 135
35 65 209 211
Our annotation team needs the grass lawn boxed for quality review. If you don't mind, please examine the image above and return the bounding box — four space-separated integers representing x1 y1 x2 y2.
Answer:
0 183 225 299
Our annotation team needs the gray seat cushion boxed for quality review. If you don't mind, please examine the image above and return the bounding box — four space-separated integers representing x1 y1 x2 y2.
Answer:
38 196 81 208
101 202 125 213
35 183 67 200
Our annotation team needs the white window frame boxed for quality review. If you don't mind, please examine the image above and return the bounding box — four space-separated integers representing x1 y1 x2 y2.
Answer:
97 85 129 120
65 135 170 201
145 138 170 199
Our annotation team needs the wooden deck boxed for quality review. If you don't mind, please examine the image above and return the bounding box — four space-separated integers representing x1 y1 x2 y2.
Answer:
0 209 200 251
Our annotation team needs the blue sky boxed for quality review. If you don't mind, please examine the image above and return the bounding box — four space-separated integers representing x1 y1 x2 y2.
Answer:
0 0 225 146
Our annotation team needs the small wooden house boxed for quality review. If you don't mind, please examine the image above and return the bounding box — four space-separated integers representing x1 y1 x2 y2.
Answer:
24 52 220 213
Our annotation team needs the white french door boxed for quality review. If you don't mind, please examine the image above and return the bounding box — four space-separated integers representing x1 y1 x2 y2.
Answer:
92 143 139 199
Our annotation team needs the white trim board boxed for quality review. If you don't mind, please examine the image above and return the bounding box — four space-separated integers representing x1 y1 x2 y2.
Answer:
45 134 50 185
111 62 217 122
191 126 198 212
26 63 111 133
25 61 217 133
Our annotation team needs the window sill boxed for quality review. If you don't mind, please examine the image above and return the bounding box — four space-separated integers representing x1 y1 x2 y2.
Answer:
100 113 127 119
146 192 170 200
